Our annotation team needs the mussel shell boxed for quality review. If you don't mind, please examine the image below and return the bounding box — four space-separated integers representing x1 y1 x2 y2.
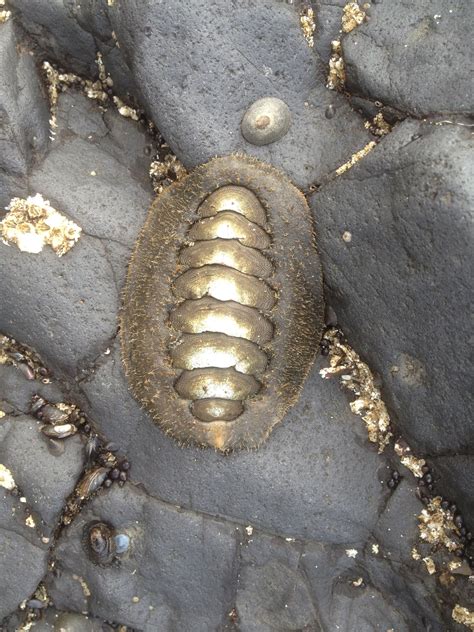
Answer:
18 363 35 380
40 403 70 424
82 520 116 566
41 423 77 439
30 395 46 415
77 466 109 499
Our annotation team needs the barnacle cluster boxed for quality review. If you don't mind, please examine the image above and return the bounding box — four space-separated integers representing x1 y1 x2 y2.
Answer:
320 328 392 452
341 2 367 33
0 194 81 256
327 3 368 89
452 605 474 630
394 439 426 477
0 0 10 23
327 40 346 91
43 54 136 138
149 152 187 193
0 463 16 490
414 496 473 592
335 141 376 176
300 5 316 48
365 113 392 137
418 497 463 555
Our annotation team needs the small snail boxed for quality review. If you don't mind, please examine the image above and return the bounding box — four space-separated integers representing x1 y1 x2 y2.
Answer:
83 520 130 566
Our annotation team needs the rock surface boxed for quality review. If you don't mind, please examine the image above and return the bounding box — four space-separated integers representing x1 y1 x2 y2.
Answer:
0 1 472 630
311 120 473 465
343 0 473 116
47 484 239 631
0 93 152 377
108 0 372 189
0 20 50 179
0 489 48 620
0 412 84 536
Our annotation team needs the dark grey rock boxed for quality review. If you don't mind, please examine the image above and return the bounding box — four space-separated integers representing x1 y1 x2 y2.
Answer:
9 0 98 76
0 91 152 377
0 489 48 619
77 343 386 544
0 20 50 179
301 504 445 632
109 0 372 188
0 413 84 534
236 533 319 631
0 362 63 415
430 455 474 528
311 0 346 63
372 478 424 565
311 119 473 461
46 484 239 631
343 0 473 116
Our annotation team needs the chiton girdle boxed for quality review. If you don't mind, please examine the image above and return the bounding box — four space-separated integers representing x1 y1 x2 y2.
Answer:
120 154 324 451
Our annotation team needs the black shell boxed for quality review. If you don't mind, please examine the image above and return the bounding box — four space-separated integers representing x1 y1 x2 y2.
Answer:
120 155 324 451
82 520 116 566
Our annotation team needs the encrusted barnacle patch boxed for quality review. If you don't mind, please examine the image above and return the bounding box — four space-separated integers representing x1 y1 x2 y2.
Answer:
120 154 324 451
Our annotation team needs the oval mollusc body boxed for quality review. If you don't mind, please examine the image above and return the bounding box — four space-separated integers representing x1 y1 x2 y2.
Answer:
120 154 324 451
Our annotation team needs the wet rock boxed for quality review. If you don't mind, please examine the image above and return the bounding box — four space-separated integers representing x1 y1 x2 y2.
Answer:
301 528 444 631
78 344 385 544
0 413 84 535
236 533 319 631
372 478 424 565
46 484 238 631
8 0 97 76
430 456 474 527
0 91 152 377
343 0 473 116
312 0 346 63
0 489 48 619
311 119 473 460
0 363 63 415
108 0 372 188
0 20 50 181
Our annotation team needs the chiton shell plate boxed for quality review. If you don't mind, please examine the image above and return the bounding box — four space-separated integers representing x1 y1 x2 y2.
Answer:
120 154 324 451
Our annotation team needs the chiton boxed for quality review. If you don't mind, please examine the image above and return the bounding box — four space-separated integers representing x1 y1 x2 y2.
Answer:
120 154 324 451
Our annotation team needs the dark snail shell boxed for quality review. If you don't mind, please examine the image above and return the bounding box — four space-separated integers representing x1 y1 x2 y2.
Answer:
83 521 116 566
120 154 324 451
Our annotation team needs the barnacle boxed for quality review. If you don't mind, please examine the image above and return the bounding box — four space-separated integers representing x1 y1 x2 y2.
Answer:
300 6 316 48
121 154 324 450
341 2 367 33
0 194 81 256
320 328 392 452
327 40 346 91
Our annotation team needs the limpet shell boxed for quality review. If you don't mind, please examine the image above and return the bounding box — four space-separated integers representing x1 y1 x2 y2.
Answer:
120 154 324 451
241 97 291 146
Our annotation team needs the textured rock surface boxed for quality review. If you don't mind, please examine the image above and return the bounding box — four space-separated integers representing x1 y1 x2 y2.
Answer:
108 0 372 189
0 489 48 619
78 345 385 544
47 484 239 631
343 0 473 116
311 120 473 462
0 20 50 178
311 0 346 62
0 1 472 629
0 412 84 536
0 93 152 377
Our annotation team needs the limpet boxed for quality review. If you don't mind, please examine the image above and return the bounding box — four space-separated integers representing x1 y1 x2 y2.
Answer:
120 154 324 451
241 97 291 146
